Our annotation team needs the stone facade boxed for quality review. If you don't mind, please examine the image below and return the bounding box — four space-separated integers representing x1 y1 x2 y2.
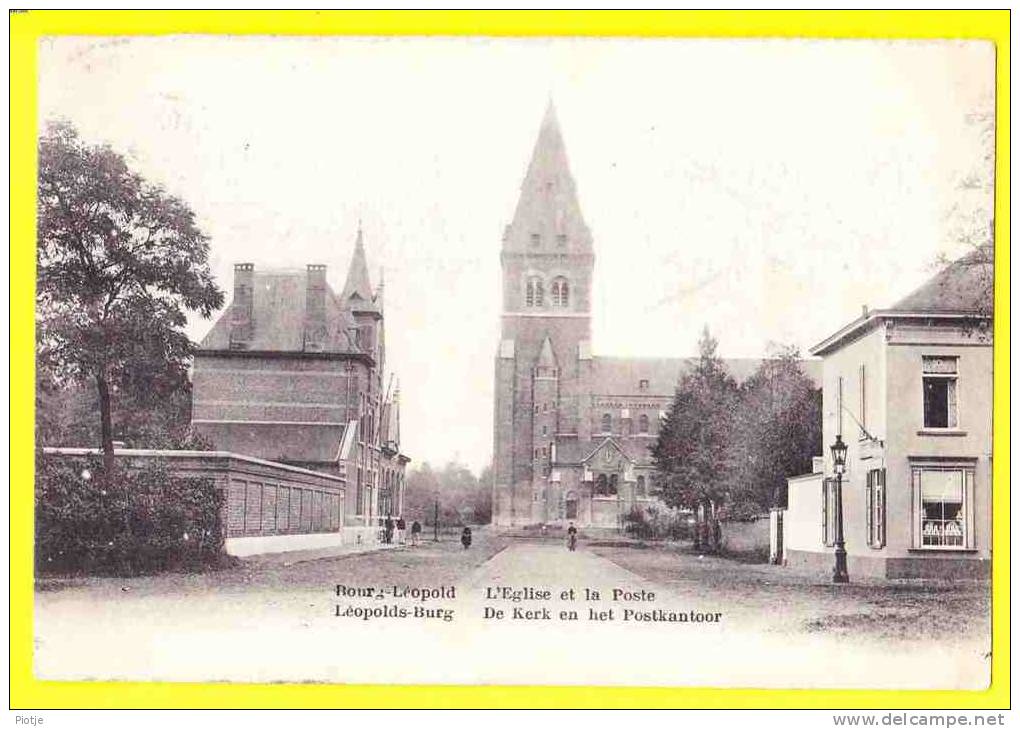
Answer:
193 228 409 529
492 105 816 529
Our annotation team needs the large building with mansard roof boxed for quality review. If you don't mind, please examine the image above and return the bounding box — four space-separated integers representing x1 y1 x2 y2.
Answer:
493 104 818 528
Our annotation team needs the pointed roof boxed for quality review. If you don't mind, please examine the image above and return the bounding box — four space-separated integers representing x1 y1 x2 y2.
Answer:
341 225 379 315
810 247 993 356
198 267 362 355
580 437 634 466
504 100 592 253
536 336 558 367
890 245 993 314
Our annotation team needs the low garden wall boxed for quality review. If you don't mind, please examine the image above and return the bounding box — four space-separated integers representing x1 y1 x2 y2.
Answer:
39 448 349 569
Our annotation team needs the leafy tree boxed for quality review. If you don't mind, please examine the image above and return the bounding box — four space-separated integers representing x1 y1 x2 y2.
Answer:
402 461 492 526
37 121 223 472
728 345 822 514
651 326 739 550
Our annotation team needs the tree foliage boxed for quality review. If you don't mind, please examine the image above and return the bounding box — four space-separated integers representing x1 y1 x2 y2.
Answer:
652 330 823 548
36 121 224 469
729 345 822 512
651 327 739 515
403 461 492 526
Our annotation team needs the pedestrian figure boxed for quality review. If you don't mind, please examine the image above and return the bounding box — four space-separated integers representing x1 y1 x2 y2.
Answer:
396 516 407 545
411 520 422 546
384 515 394 545
567 522 578 552
461 526 472 550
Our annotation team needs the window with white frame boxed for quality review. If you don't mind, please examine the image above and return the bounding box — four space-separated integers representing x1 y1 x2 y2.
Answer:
865 468 885 548
912 464 974 549
922 356 959 429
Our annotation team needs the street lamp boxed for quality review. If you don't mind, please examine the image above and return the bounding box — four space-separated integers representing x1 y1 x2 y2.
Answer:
830 434 849 584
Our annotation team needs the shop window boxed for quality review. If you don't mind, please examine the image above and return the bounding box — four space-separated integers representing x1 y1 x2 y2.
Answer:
912 465 974 549
922 356 959 429
865 468 886 548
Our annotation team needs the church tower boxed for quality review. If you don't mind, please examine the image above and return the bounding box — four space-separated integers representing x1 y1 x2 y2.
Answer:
493 102 595 526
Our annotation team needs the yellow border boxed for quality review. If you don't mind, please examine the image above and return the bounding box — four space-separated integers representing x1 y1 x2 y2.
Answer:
10 10 1010 709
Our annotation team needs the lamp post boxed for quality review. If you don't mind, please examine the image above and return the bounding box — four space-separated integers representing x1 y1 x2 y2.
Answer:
433 492 439 542
830 434 849 584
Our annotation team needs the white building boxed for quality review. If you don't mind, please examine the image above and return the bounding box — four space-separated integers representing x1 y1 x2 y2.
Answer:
784 249 992 578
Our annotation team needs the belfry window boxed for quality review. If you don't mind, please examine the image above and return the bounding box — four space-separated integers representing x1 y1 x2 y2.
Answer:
551 277 570 307
526 277 544 307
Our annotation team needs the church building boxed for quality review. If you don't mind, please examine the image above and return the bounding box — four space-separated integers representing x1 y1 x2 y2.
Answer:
192 228 409 541
493 104 801 529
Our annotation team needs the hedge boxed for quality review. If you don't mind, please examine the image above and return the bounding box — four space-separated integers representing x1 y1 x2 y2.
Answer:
35 453 227 575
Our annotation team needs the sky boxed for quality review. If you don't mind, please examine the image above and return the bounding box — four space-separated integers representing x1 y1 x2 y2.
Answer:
39 36 994 474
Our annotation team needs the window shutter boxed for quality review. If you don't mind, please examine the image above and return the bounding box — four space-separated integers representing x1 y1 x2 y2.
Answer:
877 468 886 548
947 379 959 428
910 467 921 548
964 468 975 550
821 478 830 546
865 471 874 547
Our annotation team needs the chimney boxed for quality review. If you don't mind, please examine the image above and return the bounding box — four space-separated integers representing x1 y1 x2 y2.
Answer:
304 264 327 351
229 263 254 348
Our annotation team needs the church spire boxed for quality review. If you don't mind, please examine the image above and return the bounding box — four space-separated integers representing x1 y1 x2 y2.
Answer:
341 223 379 314
504 100 592 254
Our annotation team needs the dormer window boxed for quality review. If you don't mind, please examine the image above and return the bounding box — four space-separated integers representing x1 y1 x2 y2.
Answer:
530 233 541 246
639 379 649 390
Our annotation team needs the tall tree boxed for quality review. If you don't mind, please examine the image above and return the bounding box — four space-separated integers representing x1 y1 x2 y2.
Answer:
728 345 822 514
37 121 223 472
651 326 739 549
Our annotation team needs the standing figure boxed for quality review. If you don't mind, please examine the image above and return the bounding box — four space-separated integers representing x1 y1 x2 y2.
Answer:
567 522 578 552
384 515 394 545
410 520 422 546
461 526 472 550
396 516 407 545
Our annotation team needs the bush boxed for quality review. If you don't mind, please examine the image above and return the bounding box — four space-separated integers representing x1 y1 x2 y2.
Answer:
35 454 227 575
622 506 695 542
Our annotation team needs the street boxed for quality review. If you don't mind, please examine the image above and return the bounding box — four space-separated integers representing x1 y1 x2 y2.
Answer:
34 534 990 688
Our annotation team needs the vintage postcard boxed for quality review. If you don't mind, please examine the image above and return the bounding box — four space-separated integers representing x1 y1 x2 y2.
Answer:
17 15 1006 707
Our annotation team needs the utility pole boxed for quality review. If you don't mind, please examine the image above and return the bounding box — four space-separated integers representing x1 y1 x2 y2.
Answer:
434 494 439 542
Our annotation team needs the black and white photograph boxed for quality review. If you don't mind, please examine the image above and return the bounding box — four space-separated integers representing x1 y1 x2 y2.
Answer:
33 35 995 689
